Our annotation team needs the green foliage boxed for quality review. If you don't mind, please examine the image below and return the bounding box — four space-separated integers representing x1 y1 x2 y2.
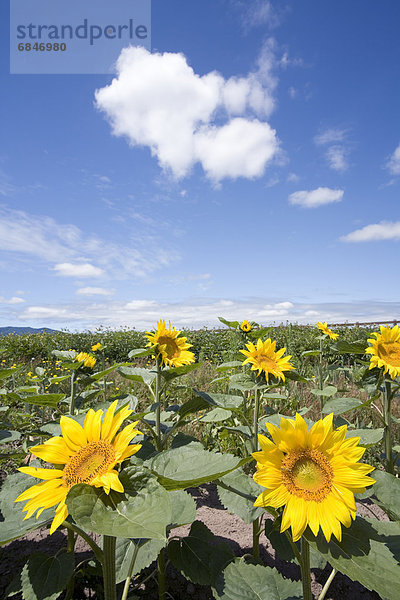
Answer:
217 467 264 524
21 551 75 600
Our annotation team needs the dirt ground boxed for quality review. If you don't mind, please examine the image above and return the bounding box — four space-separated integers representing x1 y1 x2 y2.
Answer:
0 483 386 600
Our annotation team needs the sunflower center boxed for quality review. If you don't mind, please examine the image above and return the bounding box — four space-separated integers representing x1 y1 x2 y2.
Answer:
63 440 115 487
377 341 400 367
256 354 277 371
158 335 180 359
281 449 333 501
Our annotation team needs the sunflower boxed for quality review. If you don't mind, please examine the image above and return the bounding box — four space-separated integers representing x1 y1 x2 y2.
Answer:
317 322 339 341
240 338 294 382
240 319 252 332
252 413 375 542
15 401 141 534
75 352 96 369
366 324 400 379
146 320 195 368
91 343 103 352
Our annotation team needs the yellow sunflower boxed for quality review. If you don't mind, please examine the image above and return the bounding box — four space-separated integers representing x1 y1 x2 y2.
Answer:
75 352 96 369
15 401 141 534
240 338 294 382
146 320 195 368
91 343 103 352
240 319 252 332
253 413 375 542
317 322 339 341
366 324 400 379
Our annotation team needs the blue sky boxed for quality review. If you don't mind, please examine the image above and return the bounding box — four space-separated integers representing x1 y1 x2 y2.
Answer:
1 0 400 330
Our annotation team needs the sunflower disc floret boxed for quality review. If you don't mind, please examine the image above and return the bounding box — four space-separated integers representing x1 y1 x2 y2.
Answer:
240 338 294 382
252 413 375 542
366 324 400 379
15 400 142 534
146 319 195 368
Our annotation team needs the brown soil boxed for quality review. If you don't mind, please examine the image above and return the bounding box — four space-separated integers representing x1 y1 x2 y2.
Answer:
0 483 386 600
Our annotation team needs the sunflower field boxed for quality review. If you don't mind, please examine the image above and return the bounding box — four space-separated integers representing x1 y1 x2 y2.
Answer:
1 318 400 600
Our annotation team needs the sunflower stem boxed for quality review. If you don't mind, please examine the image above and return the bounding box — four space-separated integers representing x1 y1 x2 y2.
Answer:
70 370 76 415
103 535 116 600
121 541 140 600
63 521 104 565
300 537 312 600
317 567 336 600
383 379 394 473
252 387 260 453
157 546 166 600
155 358 162 452
252 517 261 559
319 337 324 416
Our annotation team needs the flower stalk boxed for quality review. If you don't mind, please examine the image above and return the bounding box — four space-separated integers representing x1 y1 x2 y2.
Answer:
383 379 394 474
103 535 117 600
300 537 312 600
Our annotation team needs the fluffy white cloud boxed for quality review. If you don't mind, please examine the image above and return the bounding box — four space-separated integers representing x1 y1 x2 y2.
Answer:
314 129 349 172
53 263 105 278
95 46 279 182
289 187 344 208
386 143 400 176
0 295 25 305
341 221 400 242
76 287 115 296
325 146 348 172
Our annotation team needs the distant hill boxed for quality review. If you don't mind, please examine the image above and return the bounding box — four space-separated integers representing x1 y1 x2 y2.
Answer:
0 326 59 336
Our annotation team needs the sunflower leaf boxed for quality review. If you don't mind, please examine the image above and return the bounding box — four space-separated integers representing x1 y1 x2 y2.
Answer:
331 340 368 354
146 445 249 490
200 408 232 422
66 469 171 539
115 538 165 584
371 470 400 520
117 366 156 386
21 551 74 600
217 468 264 524
216 361 242 372
168 520 234 586
218 317 240 329
321 396 365 415
0 429 20 443
159 363 200 381
168 489 197 529
306 517 400 600
212 560 302 599
346 427 384 446
6 392 65 407
193 390 243 410
310 385 337 397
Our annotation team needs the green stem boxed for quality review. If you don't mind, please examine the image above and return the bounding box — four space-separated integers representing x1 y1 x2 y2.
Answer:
103 535 116 600
384 379 394 473
157 546 166 600
102 352 107 402
300 537 312 600
252 517 261 559
155 359 162 451
63 521 104 565
318 567 336 600
284 531 302 565
319 338 324 416
65 528 76 600
67 527 75 553
121 542 140 600
70 371 77 415
252 387 260 453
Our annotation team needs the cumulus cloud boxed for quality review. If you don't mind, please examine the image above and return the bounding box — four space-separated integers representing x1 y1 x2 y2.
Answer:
289 187 344 209
325 146 348 172
0 295 25 305
95 45 280 182
54 263 105 278
386 143 400 176
76 287 115 296
341 221 400 242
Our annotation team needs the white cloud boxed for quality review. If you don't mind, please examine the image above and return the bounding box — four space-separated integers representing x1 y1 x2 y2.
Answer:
386 143 400 176
0 295 25 305
232 1 281 31
76 287 115 296
289 187 344 208
314 128 347 146
341 221 400 242
53 263 105 278
95 46 279 182
325 146 348 172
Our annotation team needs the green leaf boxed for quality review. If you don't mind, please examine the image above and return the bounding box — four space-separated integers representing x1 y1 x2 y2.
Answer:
160 363 200 381
321 396 365 415
52 350 76 360
168 490 197 529
178 396 209 419
115 537 165 584
371 470 400 520
168 520 234 586
213 560 302 600
7 392 65 407
217 468 264 524
147 445 248 490
310 385 337 398
128 346 156 359
332 340 368 354
21 551 74 600
85 362 128 382
216 361 242 372
218 317 240 329
0 470 53 545
346 428 384 446
302 350 321 357
66 467 171 539
229 372 256 391
306 517 400 600
118 366 155 386
200 408 232 422
0 368 18 380
0 429 21 444
222 425 252 440
193 389 243 410
264 520 297 563
283 370 308 383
